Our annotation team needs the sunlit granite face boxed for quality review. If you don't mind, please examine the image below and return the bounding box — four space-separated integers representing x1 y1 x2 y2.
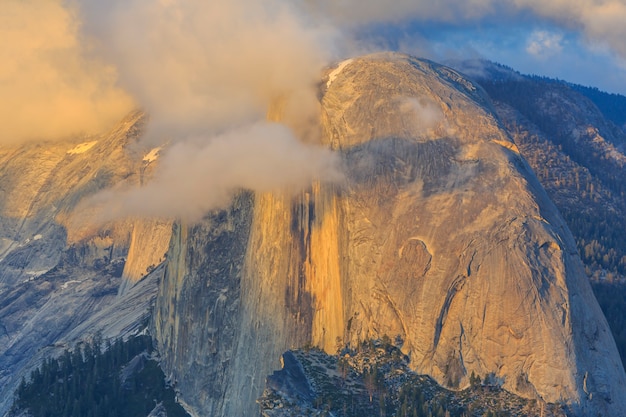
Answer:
152 53 626 417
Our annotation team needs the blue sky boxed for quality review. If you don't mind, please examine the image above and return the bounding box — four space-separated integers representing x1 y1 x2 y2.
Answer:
427 24 626 95
358 19 626 95
310 0 626 95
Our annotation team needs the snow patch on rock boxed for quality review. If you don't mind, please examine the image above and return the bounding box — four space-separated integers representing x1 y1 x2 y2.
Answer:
143 147 162 163
326 59 353 88
67 141 98 155
61 280 81 289
22 270 49 282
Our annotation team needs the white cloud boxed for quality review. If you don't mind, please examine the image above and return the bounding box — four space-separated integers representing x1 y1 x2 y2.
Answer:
399 98 446 136
526 30 564 57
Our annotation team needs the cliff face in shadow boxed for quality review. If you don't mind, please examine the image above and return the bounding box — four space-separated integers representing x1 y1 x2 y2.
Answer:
153 54 626 417
0 112 172 416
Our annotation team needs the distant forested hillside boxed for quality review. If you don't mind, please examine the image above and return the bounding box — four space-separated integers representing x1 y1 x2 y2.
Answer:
473 64 626 278
569 84 626 130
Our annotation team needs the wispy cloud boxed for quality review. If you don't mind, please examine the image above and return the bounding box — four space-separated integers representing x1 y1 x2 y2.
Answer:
305 0 626 63
82 122 342 222
517 0 626 58
73 0 344 223
79 0 339 141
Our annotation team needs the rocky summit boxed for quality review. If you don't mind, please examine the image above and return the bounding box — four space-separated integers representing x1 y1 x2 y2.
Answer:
2 53 626 417
153 53 626 416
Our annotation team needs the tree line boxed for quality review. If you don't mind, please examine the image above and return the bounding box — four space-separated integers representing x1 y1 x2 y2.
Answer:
10 335 189 417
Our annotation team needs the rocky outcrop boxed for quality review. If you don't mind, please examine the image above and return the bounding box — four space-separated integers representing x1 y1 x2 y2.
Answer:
118 218 173 295
153 53 626 416
153 193 255 416
0 112 171 416
258 344 568 417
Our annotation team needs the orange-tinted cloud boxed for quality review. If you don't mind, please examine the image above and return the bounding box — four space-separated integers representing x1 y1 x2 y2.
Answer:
83 122 343 222
0 0 134 144
72 0 344 222
79 0 338 141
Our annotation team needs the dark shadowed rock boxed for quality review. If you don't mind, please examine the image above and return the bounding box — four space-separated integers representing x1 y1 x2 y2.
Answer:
266 351 316 404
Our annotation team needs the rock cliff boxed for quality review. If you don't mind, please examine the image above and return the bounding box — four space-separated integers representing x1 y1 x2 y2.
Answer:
153 53 626 416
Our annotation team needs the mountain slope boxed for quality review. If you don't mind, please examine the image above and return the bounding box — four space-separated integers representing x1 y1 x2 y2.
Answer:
468 62 626 279
0 113 171 416
153 53 626 416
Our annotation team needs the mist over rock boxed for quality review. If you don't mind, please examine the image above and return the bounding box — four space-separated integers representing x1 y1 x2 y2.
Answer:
153 53 626 416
